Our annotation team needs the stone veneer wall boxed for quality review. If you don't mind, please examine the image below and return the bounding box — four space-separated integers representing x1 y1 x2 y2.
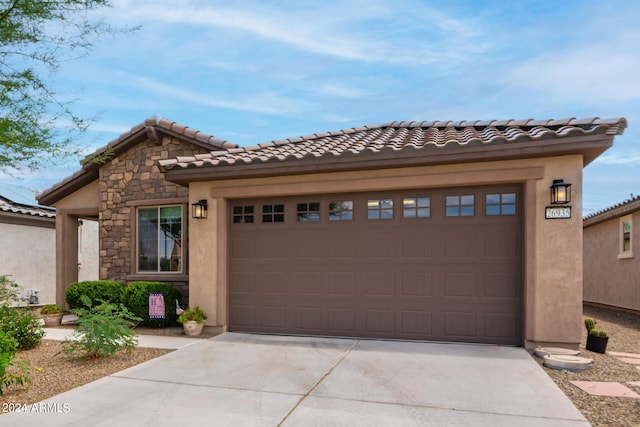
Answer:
98 136 211 300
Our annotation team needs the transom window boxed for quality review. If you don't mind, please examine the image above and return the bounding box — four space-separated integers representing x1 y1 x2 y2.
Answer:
329 201 353 221
486 193 516 216
297 202 320 222
403 197 431 218
137 206 183 273
446 195 475 217
233 205 254 223
368 199 393 219
262 204 284 223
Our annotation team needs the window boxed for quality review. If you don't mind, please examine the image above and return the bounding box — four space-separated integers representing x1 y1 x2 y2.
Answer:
137 206 183 273
446 195 475 217
233 205 254 223
403 197 431 218
486 193 516 216
297 202 320 222
329 201 353 221
619 215 633 258
368 199 393 219
263 204 284 223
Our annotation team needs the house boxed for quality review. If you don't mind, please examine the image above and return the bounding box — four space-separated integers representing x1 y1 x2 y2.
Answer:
0 194 98 304
583 195 640 312
37 116 627 348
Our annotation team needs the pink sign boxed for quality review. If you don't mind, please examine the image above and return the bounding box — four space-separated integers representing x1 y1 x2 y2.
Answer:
149 293 165 319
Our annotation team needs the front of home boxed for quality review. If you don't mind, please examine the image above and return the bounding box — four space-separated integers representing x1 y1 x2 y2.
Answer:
38 116 627 349
583 195 639 311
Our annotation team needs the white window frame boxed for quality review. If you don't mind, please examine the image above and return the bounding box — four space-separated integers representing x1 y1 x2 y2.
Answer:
618 214 634 259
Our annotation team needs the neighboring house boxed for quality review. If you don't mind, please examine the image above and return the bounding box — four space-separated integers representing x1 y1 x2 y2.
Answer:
37 116 627 349
583 195 640 312
0 195 98 304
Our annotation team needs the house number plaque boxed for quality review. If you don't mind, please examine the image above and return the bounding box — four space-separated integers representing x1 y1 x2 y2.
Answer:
545 206 571 219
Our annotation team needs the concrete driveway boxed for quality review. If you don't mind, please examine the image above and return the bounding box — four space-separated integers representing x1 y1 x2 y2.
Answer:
1 333 589 426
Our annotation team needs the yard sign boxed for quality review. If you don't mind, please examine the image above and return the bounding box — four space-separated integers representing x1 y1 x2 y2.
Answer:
149 293 165 319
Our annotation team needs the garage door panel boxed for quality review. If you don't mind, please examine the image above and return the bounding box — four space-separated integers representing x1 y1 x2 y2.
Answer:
229 185 522 345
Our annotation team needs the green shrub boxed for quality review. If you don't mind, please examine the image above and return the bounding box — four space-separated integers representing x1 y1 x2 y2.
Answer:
40 304 63 315
65 280 125 309
0 306 45 350
121 281 180 327
178 306 207 324
0 275 20 305
0 330 30 395
58 296 141 359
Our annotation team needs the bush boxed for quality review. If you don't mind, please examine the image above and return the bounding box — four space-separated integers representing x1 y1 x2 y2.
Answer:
0 306 45 350
121 281 180 327
40 304 63 315
66 280 125 309
0 275 20 305
0 330 30 395
58 296 141 359
178 306 207 324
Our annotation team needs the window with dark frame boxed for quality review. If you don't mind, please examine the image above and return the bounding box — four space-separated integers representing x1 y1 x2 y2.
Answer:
446 195 475 217
137 206 183 273
296 202 320 222
262 204 285 223
232 205 255 223
368 199 393 219
403 197 431 218
329 201 353 221
485 193 516 216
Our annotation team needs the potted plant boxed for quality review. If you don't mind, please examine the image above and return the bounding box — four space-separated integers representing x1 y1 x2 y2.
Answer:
177 306 207 337
585 317 609 354
40 303 64 327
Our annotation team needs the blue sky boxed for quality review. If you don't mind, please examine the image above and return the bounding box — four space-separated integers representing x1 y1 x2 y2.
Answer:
1 0 638 214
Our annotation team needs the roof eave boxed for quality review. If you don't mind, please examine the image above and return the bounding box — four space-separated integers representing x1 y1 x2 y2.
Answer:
162 134 615 186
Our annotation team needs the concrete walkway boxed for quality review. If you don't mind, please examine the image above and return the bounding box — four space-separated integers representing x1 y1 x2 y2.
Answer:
0 333 590 426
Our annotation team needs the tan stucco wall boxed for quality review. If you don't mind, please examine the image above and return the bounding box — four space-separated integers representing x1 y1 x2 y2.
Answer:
584 211 640 311
188 154 585 347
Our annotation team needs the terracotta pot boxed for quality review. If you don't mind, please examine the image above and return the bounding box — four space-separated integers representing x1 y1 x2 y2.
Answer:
586 334 609 354
42 313 63 327
182 321 204 337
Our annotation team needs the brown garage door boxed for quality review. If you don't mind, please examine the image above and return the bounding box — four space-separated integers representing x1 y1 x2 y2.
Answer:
228 185 523 345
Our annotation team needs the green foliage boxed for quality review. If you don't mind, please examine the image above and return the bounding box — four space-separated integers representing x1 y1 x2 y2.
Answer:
0 330 30 396
0 275 20 305
65 280 125 309
59 295 141 359
0 0 138 171
0 306 45 350
589 329 608 338
40 304 63 315
121 281 180 328
584 317 595 333
178 306 207 324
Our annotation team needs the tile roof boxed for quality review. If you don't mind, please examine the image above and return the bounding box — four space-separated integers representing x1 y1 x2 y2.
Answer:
0 196 56 219
584 194 640 226
159 117 627 172
37 116 238 206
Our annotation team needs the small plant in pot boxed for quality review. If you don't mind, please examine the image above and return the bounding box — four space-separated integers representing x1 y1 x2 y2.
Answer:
40 304 64 327
177 306 207 337
585 317 609 354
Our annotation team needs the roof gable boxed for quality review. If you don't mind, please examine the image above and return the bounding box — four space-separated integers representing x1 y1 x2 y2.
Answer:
37 117 238 206
159 117 627 184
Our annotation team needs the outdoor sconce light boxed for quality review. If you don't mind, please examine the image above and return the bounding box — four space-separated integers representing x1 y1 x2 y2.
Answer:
550 179 572 205
191 199 208 219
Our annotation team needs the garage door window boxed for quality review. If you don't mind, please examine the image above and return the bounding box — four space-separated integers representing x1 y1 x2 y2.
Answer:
297 202 320 222
446 195 475 217
329 201 353 221
262 204 285 223
403 197 431 218
233 205 254 223
486 193 516 216
368 199 393 219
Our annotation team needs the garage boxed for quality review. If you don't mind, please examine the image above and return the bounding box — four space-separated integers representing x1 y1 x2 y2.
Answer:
229 184 522 345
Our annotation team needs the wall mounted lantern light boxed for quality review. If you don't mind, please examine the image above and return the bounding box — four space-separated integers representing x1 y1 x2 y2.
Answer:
549 179 572 205
191 199 208 219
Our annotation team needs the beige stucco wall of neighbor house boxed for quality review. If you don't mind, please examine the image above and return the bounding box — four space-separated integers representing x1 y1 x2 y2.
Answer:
0 221 56 304
584 211 640 311
187 154 585 347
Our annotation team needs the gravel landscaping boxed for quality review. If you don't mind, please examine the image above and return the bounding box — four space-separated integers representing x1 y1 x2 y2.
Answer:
2 305 639 425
